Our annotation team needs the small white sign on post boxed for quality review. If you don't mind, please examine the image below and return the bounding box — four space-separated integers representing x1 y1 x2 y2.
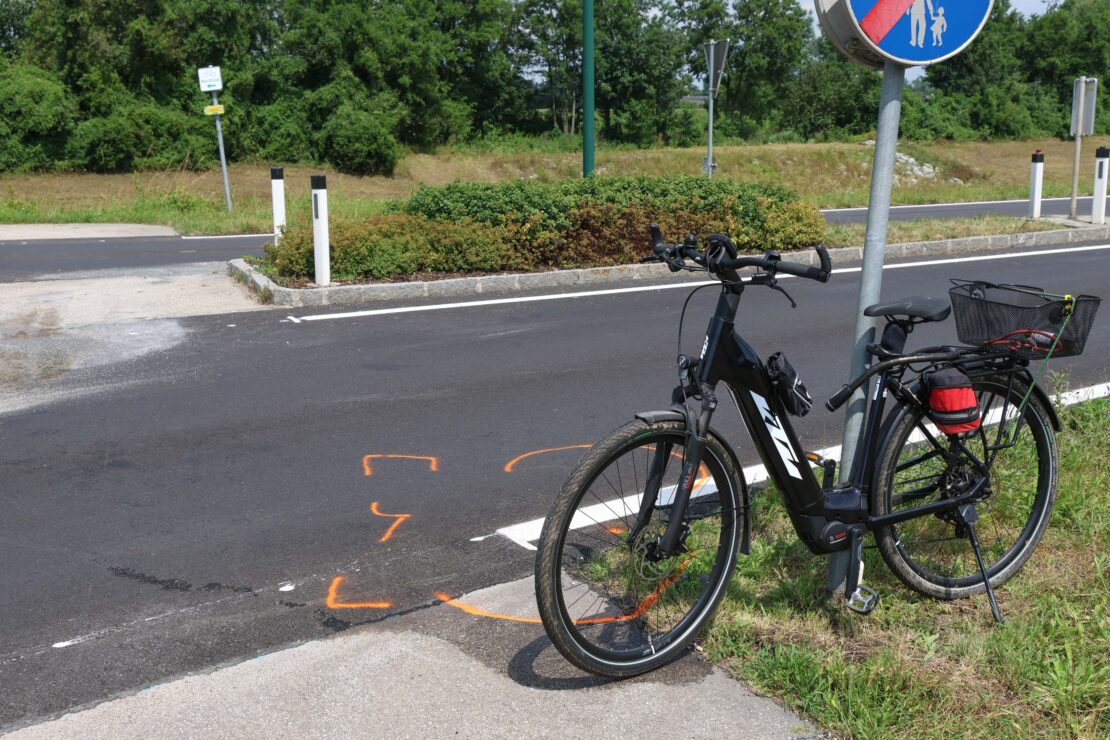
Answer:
1070 77 1099 218
1071 77 1098 137
197 66 223 93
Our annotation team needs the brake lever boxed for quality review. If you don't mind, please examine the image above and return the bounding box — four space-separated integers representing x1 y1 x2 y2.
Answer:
639 254 664 264
770 283 797 309
752 271 797 308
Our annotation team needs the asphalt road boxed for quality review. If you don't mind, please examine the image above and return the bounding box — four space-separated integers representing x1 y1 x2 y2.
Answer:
2 238 1110 728
2 195 1108 278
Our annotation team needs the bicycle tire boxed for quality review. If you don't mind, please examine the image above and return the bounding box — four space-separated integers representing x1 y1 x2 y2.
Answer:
534 419 744 677
872 376 1057 600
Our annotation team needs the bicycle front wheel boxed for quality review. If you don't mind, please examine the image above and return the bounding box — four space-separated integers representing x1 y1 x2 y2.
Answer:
534 419 743 677
873 377 1057 600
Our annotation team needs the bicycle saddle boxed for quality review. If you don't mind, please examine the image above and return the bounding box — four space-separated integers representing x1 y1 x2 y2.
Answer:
864 296 951 323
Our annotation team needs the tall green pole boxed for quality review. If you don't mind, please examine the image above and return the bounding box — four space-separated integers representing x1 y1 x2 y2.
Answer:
582 0 595 177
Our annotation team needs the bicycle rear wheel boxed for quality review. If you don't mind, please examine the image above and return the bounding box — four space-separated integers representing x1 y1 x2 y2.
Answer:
534 419 743 677
873 377 1057 600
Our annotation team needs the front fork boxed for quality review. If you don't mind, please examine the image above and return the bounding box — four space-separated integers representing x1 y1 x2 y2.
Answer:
629 384 717 560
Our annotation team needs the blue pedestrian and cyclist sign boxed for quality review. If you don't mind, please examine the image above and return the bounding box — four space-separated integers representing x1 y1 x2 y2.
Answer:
847 0 992 66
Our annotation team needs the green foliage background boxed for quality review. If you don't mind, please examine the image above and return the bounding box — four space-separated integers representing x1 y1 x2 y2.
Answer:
0 0 1106 175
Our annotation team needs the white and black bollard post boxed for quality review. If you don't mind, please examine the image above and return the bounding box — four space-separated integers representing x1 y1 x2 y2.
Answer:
311 175 330 287
1028 150 1044 219
271 167 286 242
1093 146 1108 226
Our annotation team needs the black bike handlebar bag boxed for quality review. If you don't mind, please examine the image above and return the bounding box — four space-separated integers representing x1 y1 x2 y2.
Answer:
766 352 813 417
925 367 980 434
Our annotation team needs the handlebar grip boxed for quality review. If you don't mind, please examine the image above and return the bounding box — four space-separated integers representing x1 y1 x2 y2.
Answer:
770 246 832 283
826 384 853 412
649 224 666 256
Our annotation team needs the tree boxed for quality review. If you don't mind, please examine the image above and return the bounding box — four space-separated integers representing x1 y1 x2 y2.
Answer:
0 0 33 58
782 37 878 140
595 0 688 145
719 0 813 127
520 0 583 134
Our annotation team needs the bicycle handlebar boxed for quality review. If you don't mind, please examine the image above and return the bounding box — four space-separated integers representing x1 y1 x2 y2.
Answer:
648 225 832 284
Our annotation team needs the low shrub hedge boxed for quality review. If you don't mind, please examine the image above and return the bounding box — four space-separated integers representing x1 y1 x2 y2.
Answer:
263 176 826 282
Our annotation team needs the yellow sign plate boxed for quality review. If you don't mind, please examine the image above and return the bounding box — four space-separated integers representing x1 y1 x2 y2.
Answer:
204 104 225 116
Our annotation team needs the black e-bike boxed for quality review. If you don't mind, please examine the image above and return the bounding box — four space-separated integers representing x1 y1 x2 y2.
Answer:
534 226 1072 677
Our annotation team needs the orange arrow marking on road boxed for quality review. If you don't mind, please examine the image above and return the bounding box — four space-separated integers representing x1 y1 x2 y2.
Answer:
362 454 439 477
503 445 590 473
370 501 412 543
326 576 392 610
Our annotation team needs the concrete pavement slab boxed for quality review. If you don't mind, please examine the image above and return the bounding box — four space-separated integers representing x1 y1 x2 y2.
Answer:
7 578 817 739
0 224 177 241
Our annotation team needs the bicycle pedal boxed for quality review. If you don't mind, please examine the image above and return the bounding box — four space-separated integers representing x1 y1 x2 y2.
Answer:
846 585 880 615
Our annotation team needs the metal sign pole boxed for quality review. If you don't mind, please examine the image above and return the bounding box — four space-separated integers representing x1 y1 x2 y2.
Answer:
211 91 232 213
707 41 715 180
582 0 596 177
1071 78 1087 220
840 61 905 480
827 61 905 594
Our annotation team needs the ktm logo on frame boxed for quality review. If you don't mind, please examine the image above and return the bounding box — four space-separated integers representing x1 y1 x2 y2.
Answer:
750 391 802 479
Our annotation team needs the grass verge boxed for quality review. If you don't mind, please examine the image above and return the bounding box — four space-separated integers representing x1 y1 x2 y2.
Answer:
825 216 1059 248
0 138 1105 235
703 396 1110 739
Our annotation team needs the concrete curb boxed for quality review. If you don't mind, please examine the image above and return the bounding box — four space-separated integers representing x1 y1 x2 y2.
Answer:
227 224 1110 308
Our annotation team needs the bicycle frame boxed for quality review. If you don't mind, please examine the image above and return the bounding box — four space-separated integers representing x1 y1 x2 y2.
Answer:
651 284 1059 558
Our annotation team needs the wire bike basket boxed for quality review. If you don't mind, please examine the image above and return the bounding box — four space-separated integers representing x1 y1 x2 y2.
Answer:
949 280 1101 359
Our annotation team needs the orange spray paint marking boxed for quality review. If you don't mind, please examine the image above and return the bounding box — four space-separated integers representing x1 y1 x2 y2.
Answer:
326 576 392 610
503 445 590 473
370 501 412 543
434 555 694 626
362 454 439 477
434 592 542 624
605 526 628 535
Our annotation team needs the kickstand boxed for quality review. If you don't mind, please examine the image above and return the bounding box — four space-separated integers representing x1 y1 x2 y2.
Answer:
958 504 1005 624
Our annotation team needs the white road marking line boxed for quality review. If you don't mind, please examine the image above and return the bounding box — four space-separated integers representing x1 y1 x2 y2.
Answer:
489 381 1110 550
820 195 1106 214
297 281 716 322
180 233 273 240
291 242 1110 323
285 315 302 324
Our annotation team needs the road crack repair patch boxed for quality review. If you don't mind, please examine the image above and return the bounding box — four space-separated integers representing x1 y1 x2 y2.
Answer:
108 567 253 594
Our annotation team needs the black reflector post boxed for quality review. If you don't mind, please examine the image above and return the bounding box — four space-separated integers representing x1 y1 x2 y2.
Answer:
271 167 286 242
1029 151 1044 219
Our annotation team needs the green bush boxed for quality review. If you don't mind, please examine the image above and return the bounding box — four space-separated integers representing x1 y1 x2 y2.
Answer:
65 117 141 172
264 214 510 281
65 104 213 172
321 106 399 175
249 101 313 163
265 176 825 283
0 64 76 170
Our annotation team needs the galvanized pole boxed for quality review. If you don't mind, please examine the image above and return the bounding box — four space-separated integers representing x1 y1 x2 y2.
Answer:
827 61 905 595
839 61 905 482
582 0 596 177
706 41 715 180
1070 78 1087 220
211 91 232 213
